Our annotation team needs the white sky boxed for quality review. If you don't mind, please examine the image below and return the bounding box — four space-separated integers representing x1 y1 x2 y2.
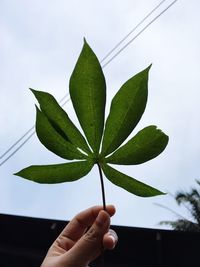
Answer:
1 0 200 229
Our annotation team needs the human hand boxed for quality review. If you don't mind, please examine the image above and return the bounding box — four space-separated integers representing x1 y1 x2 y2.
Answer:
41 205 117 267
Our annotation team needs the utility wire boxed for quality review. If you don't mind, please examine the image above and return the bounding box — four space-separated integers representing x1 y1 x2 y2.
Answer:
0 131 35 166
42 0 169 108
100 0 167 63
0 0 178 166
0 97 73 166
0 126 34 160
0 94 69 160
102 0 178 68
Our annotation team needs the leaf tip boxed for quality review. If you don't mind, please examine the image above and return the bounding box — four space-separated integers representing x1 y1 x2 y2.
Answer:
83 37 87 44
152 188 167 197
157 190 167 196
29 88 36 94
13 170 22 177
146 64 152 73
157 126 169 142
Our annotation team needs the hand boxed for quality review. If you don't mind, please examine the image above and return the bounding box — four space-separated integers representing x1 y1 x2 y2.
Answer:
41 205 118 267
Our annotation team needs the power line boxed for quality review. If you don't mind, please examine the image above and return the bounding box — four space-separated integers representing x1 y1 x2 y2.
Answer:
0 97 71 166
44 0 170 108
0 0 178 166
0 92 69 158
0 131 35 166
100 0 167 63
60 96 71 108
102 0 178 68
0 126 34 160
0 0 178 165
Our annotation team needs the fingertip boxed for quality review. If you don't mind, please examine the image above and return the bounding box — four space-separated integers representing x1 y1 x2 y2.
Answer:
106 205 116 217
108 235 116 249
103 230 118 250
103 235 116 250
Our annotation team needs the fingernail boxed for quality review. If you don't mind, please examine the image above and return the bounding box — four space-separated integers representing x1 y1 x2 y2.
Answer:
96 211 107 226
109 235 116 248
108 229 118 248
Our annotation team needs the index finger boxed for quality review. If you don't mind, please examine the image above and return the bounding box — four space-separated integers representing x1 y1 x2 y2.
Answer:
60 205 115 242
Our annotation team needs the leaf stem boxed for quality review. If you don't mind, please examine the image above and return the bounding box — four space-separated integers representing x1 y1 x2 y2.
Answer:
97 162 106 267
97 163 106 210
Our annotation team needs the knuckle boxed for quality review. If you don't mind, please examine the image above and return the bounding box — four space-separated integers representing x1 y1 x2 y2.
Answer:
84 227 100 243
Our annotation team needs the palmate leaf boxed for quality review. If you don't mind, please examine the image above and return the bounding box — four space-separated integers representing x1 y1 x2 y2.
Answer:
15 39 169 200
69 39 106 154
31 89 91 154
106 126 169 165
35 106 86 160
101 66 150 157
102 163 164 197
15 160 94 183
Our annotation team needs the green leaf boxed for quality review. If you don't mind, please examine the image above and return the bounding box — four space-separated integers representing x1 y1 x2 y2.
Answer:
15 40 168 201
69 39 106 154
106 125 169 165
31 89 91 154
14 160 94 184
101 66 151 156
35 106 86 160
102 163 164 197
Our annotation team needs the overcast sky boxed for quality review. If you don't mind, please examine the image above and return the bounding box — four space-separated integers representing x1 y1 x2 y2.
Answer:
1 0 200 229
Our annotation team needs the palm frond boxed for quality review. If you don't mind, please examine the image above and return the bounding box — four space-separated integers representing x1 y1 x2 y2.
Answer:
159 180 200 232
160 219 200 232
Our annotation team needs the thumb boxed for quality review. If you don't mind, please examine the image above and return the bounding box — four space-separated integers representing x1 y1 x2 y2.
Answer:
67 210 110 265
